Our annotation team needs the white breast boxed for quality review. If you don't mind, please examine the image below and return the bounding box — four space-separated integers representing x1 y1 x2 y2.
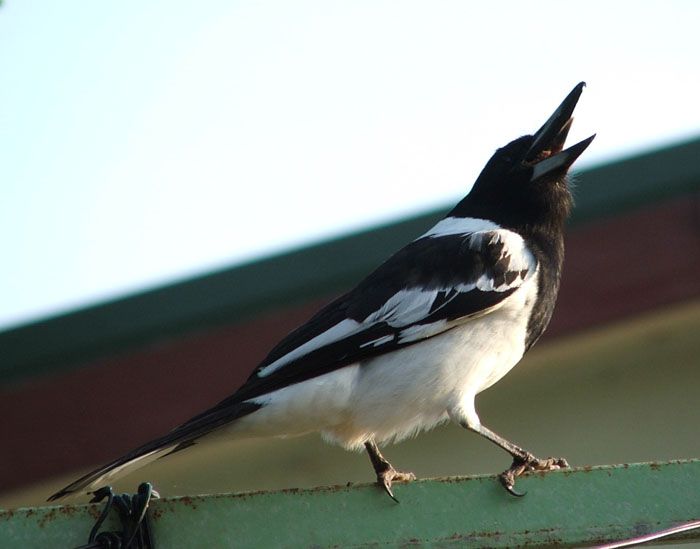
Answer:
228 273 539 450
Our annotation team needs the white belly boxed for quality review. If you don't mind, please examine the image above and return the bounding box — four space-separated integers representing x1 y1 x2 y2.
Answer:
230 277 537 449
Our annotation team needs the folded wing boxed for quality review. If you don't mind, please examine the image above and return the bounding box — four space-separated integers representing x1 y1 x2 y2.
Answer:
225 219 538 405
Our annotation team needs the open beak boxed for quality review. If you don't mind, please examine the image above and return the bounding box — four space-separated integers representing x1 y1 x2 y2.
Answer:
525 82 595 181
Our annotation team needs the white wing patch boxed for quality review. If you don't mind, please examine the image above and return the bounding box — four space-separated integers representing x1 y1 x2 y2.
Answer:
420 217 536 288
258 318 360 377
258 218 536 380
359 335 395 348
397 319 449 343
364 288 440 327
258 290 442 377
467 229 532 269
469 230 536 291
420 216 499 239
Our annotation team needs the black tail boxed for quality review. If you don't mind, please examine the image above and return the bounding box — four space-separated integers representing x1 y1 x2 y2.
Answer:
48 401 261 501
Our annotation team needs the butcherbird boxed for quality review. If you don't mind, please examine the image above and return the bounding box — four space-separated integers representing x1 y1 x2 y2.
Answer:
50 83 594 502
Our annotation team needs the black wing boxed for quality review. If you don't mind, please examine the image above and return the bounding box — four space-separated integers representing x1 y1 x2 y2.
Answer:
204 224 537 409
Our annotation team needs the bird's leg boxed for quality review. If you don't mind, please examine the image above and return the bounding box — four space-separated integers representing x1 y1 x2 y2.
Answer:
461 422 568 496
364 439 416 502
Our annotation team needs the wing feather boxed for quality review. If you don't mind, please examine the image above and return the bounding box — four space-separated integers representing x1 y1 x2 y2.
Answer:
230 221 537 402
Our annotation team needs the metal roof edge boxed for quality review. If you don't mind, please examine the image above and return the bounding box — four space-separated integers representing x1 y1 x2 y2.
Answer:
2 137 699 384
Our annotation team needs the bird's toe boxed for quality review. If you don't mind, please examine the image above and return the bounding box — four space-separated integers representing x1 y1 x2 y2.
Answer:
377 467 416 503
498 470 527 497
528 456 569 472
498 454 569 497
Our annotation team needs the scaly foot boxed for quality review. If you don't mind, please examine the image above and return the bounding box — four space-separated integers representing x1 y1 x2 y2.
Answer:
364 439 416 502
499 455 569 497
376 466 416 503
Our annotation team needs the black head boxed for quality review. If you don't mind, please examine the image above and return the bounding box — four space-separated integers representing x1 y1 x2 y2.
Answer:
450 82 595 235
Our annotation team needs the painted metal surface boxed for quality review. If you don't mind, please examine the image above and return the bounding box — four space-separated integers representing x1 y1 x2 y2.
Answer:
2 460 699 548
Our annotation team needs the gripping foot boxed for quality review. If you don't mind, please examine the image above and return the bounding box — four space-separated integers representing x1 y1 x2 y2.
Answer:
364 439 416 502
499 455 569 497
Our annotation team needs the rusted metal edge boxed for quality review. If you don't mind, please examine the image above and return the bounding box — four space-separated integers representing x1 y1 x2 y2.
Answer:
2 460 699 548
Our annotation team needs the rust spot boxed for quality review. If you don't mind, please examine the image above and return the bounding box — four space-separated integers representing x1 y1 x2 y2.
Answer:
151 508 164 521
56 504 84 518
435 475 476 484
37 507 58 528
438 525 563 545
179 496 197 510
88 505 102 520
467 529 505 538
649 462 661 471
208 482 347 502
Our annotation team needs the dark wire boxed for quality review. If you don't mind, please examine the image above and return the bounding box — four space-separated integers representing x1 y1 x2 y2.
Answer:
74 482 158 549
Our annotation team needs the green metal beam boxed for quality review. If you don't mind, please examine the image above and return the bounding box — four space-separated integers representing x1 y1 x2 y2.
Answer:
2 460 699 548
2 137 699 384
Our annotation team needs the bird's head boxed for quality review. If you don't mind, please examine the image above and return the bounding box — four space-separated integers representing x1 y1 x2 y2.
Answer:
452 82 595 232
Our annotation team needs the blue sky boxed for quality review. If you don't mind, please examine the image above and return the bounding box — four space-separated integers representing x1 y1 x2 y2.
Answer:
2 1 699 329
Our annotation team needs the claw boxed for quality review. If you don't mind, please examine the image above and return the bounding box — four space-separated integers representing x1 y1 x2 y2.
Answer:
380 479 400 503
499 472 527 497
504 484 527 497
499 465 528 497
377 468 415 503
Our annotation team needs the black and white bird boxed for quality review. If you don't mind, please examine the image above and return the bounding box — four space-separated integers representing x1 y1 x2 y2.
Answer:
49 83 594 502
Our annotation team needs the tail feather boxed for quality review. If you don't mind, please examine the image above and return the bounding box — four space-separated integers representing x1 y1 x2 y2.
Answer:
48 401 261 501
